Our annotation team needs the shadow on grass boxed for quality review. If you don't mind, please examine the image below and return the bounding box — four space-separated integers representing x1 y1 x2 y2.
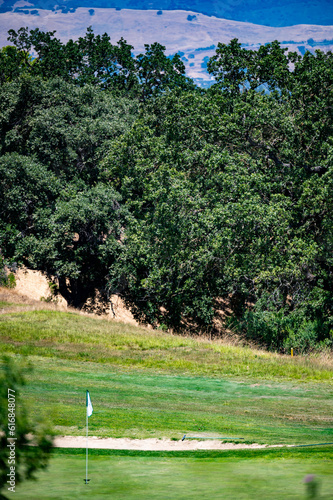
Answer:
51 444 333 460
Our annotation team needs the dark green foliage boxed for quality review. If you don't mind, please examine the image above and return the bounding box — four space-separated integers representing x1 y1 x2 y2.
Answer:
0 357 53 498
0 33 332 350
5 27 193 98
0 45 31 85
134 42 193 101
0 76 137 306
0 153 60 257
0 257 16 289
207 38 295 94
229 310 332 353
20 184 126 306
0 76 138 177
101 46 333 342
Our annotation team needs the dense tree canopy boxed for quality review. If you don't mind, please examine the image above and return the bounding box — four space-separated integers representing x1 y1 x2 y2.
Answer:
4 27 193 99
0 28 332 352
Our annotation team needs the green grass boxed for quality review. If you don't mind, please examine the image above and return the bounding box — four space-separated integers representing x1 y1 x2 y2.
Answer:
0 305 332 443
0 309 332 382
0 300 16 307
1 299 332 498
3 355 333 444
13 447 333 499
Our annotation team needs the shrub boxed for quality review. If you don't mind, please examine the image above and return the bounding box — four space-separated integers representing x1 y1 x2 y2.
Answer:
229 309 331 353
0 264 16 289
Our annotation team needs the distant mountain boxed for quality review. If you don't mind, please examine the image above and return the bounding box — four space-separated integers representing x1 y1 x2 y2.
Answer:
2 0 333 27
1 7 332 86
1 2 332 86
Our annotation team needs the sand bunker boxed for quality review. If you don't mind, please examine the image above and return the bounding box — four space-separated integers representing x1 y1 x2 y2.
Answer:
53 436 289 451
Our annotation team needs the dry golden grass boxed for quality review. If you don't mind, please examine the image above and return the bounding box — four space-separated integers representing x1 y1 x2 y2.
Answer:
1 286 332 379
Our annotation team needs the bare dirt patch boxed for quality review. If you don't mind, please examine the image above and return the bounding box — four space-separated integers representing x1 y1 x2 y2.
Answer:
0 267 139 326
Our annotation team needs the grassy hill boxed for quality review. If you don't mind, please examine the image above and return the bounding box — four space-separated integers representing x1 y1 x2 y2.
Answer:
1 288 333 498
0 289 332 443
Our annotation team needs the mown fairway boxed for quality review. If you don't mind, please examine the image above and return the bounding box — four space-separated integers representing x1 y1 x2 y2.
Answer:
0 296 332 498
0 303 332 443
6 356 333 445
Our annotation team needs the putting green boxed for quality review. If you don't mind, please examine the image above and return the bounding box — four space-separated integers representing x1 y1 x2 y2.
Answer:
13 448 333 499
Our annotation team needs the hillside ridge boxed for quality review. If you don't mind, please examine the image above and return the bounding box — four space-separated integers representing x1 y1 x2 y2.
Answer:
2 0 333 26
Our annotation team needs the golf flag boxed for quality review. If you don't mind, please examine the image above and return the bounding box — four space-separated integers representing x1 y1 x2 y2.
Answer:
85 390 93 484
86 390 93 417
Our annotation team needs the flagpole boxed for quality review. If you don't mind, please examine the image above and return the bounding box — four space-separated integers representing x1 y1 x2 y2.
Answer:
84 390 93 484
86 398 88 484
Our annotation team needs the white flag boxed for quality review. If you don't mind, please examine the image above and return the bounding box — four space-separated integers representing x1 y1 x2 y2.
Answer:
86 390 93 417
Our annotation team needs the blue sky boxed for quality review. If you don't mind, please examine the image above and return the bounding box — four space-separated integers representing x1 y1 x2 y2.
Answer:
2 0 333 27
